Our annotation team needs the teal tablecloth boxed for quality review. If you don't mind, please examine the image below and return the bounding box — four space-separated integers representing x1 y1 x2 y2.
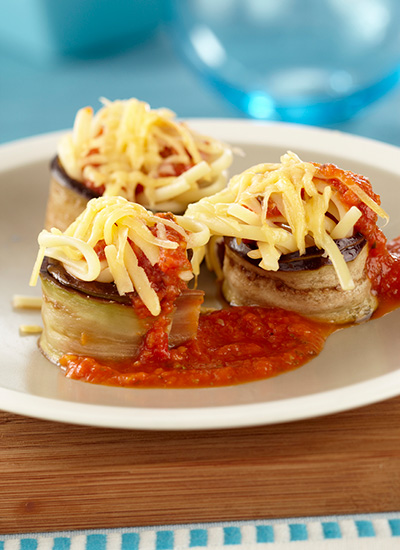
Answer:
2 514 400 549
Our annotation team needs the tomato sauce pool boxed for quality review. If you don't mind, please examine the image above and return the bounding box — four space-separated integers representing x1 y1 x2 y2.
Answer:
59 234 400 389
60 307 333 388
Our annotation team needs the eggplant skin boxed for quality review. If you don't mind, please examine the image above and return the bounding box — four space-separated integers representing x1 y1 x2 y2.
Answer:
222 240 378 324
43 257 131 304
226 234 367 272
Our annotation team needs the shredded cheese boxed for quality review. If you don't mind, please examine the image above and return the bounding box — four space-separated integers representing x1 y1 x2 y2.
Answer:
186 152 388 291
58 98 233 213
12 295 42 309
19 325 43 335
30 196 210 315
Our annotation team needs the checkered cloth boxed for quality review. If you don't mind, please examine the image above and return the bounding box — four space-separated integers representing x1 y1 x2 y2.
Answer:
2 513 400 549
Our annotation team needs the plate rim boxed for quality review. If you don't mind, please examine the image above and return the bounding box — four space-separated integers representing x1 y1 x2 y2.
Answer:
2 120 400 431
0 369 400 430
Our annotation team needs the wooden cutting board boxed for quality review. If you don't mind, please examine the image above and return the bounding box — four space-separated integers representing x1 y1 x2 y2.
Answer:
1 396 400 535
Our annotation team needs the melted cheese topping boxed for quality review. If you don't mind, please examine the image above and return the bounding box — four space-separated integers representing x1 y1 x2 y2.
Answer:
186 152 388 291
30 197 210 316
58 98 232 213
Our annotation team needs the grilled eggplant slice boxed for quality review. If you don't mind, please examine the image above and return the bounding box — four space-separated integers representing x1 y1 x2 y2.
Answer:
222 236 377 324
39 260 204 364
45 156 98 232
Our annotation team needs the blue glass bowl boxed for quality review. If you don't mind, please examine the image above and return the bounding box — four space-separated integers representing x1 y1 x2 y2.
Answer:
167 0 400 124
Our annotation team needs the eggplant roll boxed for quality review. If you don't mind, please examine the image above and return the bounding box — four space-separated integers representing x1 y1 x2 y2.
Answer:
39 259 204 364
45 98 232 231
31 195 210 365
222 236 378 324
186 152 388 324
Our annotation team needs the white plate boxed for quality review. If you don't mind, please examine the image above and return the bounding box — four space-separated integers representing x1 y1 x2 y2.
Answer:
1 120 400 431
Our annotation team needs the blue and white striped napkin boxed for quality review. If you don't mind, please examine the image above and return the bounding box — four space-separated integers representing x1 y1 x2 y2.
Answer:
2 513 400 549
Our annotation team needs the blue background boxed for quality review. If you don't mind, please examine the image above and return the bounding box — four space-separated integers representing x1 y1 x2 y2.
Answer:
1 11 400 148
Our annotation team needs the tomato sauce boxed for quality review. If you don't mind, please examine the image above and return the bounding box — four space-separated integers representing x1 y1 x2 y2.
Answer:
60 236 400 389
60 307 333 388
59 166 400 389
94 217 191 318
371 236 400 313
314 163 390 294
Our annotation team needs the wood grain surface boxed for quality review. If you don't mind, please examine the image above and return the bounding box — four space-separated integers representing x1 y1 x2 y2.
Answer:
1 396 400 534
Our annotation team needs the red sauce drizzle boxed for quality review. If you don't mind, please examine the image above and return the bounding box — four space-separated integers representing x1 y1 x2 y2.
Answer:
59 165 400 389
94 215 191 318
130 214 192 318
